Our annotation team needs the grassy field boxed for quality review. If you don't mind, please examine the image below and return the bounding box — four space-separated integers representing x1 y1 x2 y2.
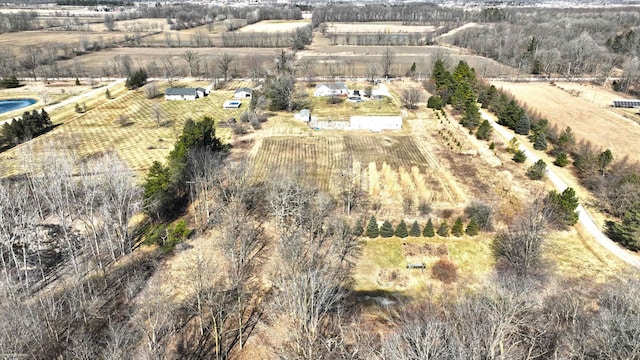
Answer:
238 19 311 32
325 22 437 34
308 90 400 119
495 81 640 163
353 234 494 296
0 80 239 176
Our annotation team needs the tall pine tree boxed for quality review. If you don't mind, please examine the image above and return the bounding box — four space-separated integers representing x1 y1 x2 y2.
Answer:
437 221 449 237
451 217 464 237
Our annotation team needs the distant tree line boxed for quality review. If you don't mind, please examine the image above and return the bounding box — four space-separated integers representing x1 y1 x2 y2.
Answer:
222 26 312 49
328 32 435 46
311 4 467 28
0 11 38 33
1 110 52 149
451 7 640 91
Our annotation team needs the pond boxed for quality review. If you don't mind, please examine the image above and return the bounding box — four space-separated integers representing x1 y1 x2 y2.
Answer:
0 99 37 115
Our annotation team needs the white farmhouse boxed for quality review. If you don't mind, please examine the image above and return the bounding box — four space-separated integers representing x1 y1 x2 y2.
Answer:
314 82 348 97
350 116 402 131
164 87 209 101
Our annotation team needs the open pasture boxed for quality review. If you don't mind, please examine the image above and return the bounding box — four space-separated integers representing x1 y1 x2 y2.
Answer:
0 81 238 176
326 22 437 34
0 30 154 55
494 81 640 163
237 19 310 33
308 91 400 119
250 134 460 210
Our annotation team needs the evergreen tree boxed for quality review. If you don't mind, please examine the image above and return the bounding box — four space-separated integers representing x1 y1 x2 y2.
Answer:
380 220 394 238
352 220 364 236
556 127 575 153
546 187 579 227
451 217 464 237
554 152 570 167
41 109 51 127
366 215 379 238
476 119 492 140
513 150 527 163
423 218 435 237
409 220 421 237
533 133 547 151
125 68 148 90
466 217 479 236
606 202 640 251
527 159 547 180
0 75 19 88
105 88 112 99
395 220 409 238
427 95 444 110
598 149 614 175
461 99 480 129
437 221 449 237
75 77 80 85
515 114 530 135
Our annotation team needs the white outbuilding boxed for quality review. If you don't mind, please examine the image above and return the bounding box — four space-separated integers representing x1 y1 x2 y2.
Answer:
349 116 402 131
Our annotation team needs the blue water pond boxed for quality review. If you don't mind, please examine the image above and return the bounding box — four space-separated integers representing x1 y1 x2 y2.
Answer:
0 99 37 115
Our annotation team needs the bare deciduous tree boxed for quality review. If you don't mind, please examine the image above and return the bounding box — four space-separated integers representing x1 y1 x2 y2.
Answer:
380 47 395 78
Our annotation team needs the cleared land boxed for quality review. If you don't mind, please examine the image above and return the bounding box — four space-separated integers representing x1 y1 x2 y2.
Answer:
495 81 640 163
237 19 310 32
0 80 238 176
325 21 437 34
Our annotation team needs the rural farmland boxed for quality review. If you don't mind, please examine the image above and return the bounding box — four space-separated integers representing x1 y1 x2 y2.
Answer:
2 2 640 359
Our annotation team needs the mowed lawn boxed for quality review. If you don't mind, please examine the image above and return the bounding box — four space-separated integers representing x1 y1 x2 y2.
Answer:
0 81 240 176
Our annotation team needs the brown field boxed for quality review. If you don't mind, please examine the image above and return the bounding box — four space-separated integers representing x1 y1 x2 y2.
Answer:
237 19 311 33
86 18 167 32
326 21 437 34
0 30 154 54
0 80 238 176
494 81 640 163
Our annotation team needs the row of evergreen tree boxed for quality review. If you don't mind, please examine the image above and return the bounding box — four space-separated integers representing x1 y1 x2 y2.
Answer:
429 59 482 131
361 215 480 239
1 109 52 149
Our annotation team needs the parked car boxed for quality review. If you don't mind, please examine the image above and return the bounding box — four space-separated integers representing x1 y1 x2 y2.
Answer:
347 96 362 103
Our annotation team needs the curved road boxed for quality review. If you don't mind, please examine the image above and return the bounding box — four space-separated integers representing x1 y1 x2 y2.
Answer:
480 109 640 270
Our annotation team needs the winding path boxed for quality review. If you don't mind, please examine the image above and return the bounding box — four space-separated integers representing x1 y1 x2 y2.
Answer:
480 109 640 270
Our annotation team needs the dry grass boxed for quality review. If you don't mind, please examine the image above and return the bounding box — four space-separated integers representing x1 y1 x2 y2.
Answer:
0 30 155 55
237 19 311 33
0 80 238 177
494 81 640 163
352 235 494 296
308 92 400 119
325 22 437 34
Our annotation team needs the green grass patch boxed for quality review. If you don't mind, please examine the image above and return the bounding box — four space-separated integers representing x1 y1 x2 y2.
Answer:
307 89 400 119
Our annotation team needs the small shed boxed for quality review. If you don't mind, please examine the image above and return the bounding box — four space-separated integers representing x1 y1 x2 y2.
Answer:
350 115 402 131
294 109 311 122
314 82 348 97
234 88 253 99
196 87 209 98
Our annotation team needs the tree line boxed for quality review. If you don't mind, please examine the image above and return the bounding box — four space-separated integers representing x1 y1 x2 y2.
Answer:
1 109 52 150
327 32 435 46
450 7 640 92
221 25 312 49
311 4 467 28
